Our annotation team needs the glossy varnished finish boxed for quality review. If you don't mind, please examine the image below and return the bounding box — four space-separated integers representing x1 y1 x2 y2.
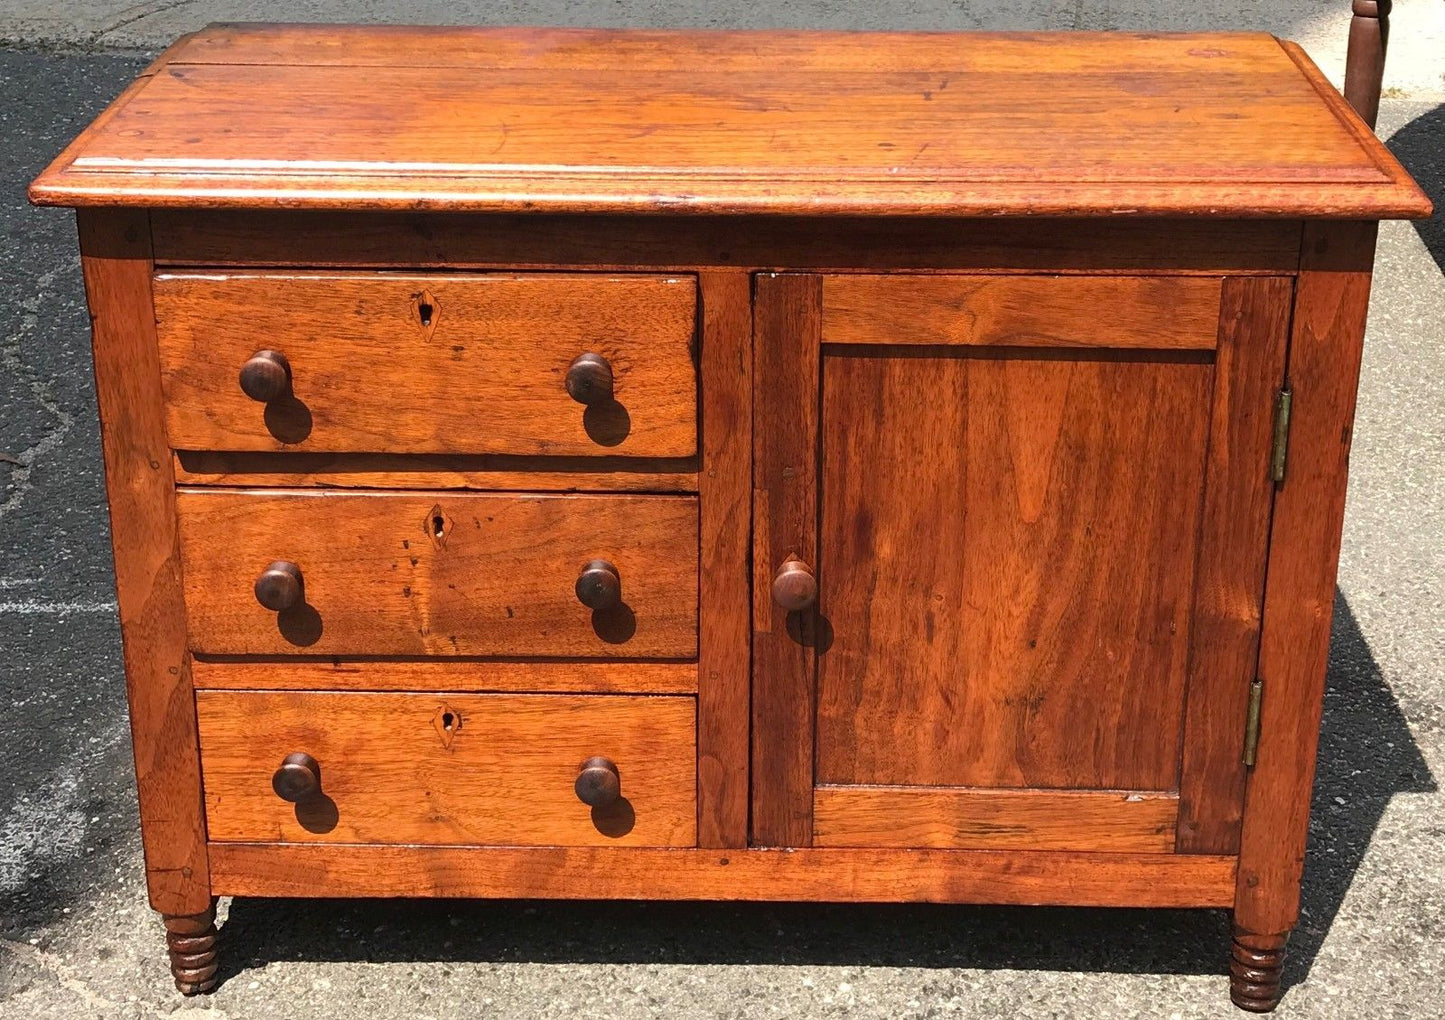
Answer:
28 28 1428 217
196 691 697 846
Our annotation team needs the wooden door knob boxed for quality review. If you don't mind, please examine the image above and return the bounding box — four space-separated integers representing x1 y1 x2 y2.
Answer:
772 557 817 611
575 559 622 611
254 560 303 612
239 349 291 402
272 752 320 802
575 756 621 808
565 352 614 405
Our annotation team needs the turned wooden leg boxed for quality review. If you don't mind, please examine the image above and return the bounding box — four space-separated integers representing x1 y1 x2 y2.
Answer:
1230 927 1289 1013
162 901 219 995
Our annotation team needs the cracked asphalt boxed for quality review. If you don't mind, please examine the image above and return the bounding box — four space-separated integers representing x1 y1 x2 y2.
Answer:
0 34 1442 1020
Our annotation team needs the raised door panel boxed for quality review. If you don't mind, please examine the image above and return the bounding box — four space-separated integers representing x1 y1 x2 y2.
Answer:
752 272 1290 853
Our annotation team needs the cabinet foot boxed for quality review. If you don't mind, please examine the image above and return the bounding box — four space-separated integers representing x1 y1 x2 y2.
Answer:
1230 927 1288 1012
162 902 219 995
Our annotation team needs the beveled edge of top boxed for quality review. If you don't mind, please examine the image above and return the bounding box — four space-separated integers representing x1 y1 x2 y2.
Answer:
27 25 1434 220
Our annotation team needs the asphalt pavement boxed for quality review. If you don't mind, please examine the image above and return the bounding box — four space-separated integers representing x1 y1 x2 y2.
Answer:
0 31 1442 1020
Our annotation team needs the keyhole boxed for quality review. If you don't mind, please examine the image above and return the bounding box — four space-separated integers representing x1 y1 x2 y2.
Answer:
441 712 455 731
431 514 445 540
418 302 433 327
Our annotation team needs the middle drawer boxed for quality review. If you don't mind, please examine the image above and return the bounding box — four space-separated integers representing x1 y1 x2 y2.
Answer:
177 489 699 658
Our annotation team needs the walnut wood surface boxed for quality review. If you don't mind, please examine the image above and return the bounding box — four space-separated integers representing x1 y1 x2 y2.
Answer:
812 787 1178 852
750 274 821 847
152 213 1306 275
28 28 1429 218
154 272 697 457
1174 277 1292 853
695 271 752 848
196 691 697 846
1343 0 1390 129
208 844 1237 907
1235 221 1378 935
189 660 697 694
821 276 1222 349
176 489 698 658
814 343 1213 791
77 210 211 916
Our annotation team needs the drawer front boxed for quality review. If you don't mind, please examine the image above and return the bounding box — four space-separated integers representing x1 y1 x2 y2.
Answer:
177 489 698 657
155 272 698 457
197 691 697 846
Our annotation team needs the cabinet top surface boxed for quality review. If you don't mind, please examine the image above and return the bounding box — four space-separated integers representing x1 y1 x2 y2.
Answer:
29 24 1430 218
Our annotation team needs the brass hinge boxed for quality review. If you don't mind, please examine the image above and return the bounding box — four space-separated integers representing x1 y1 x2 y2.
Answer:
1270 388 1293 484
1242 679 1264 767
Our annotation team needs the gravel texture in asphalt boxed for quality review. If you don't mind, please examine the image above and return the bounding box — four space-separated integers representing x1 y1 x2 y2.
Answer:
0 43 1441 1020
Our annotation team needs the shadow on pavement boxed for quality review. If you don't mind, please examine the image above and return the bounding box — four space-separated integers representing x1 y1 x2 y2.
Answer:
219 593 1431 992
1388 103 1445 273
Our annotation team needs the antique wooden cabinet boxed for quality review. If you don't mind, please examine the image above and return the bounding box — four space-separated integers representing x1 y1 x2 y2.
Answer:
30 25 1430 1012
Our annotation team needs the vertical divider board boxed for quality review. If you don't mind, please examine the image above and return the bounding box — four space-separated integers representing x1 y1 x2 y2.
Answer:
1175 276 1293 853
1235 221 1379 934
751 273 822 848
77 209 211 914
697 271 753 848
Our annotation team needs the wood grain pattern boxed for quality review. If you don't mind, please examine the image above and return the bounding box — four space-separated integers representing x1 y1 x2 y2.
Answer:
696 271 752 848
154 272 697 457
821 276 1222 349
209 843 1237 907
1174 277 1292 853
750 274 821 847
815 345 1213 791
76 210 211 915
813 787 1178 852
190 660 696 694
29 30 1429 218
151 212 1305 275
196 691 697 846
1234 221 1379 934
173 451 698 494
176 489 698 658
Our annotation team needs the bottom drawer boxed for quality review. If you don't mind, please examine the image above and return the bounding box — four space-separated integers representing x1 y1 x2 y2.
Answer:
196 691 696 847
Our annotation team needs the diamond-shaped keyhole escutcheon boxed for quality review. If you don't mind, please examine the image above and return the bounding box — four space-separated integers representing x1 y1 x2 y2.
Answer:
412 288 440 342
433 704 461 749
425 504 454 550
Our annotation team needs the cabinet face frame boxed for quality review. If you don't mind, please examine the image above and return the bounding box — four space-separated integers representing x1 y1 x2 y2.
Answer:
751 270 1293 853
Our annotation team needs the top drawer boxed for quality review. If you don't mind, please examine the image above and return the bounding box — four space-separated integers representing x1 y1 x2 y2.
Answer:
154 272 698 457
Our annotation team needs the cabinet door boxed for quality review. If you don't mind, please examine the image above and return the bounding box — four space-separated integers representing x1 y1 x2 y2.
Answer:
752 273 1291 854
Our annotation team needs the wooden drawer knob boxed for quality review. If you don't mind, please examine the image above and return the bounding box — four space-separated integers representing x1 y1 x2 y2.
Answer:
254 560 303 612
565 352 614 405
771 557 817 611
239 349 291 402
575 756 621 808
575 559 622 611
272 752 320 802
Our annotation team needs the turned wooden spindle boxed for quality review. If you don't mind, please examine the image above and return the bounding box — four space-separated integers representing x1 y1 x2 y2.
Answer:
163 902 219 995
1229 928 1289 1013
1343 0 1391 129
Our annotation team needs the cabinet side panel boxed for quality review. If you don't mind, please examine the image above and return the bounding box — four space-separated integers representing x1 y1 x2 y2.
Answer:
77 209 210 914
751 273 821 847
697 270 752 847
1176 276 1292 853
1235 221 1378 932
